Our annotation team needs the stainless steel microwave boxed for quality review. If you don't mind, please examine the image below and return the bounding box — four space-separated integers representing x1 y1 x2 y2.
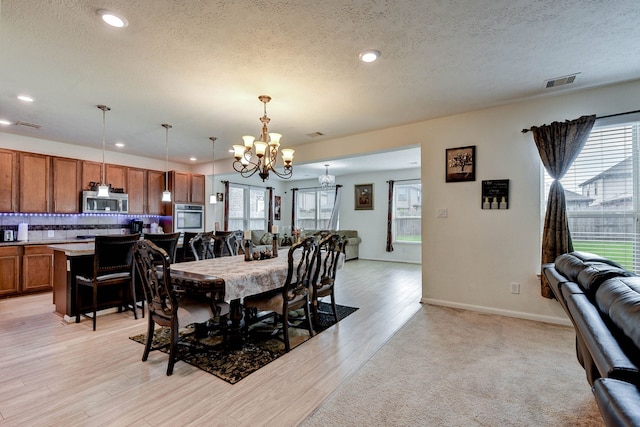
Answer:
82 191 129 213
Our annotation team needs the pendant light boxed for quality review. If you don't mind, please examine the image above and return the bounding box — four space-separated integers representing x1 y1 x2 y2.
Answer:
162 124 172 202
97 105 111 197
209 136 217 204
318 164 335 189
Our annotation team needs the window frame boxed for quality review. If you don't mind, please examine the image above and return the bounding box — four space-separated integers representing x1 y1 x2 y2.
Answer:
227 183 268 231
393 180 422 244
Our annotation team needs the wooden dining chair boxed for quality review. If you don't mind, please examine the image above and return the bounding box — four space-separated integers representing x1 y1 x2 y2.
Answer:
189 232 216 261
225 230 244 256
243 236 318 352
75 233 141 331
310 233 346 327
144 232 181 263
133 239 228 375
179 232 199 262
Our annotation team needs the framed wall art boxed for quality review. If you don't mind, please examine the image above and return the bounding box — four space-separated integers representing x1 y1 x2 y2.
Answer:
355 184 373 210
446 145 476 182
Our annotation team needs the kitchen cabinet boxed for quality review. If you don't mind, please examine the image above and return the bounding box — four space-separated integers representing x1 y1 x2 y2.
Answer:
22 245 54 292
19 152 50 212
0 246 20 296
81 160 102 190
106 164 127 192
147 170 165 215
52 157 80 213
170 171 205 204
127 168 146 214
0 149 18 212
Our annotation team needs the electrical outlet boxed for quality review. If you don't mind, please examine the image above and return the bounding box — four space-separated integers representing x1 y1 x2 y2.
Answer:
47 230 54 237
437 208 448 218
511 282 520 294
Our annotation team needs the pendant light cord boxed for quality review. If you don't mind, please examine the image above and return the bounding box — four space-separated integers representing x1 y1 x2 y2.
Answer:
97 105 110 186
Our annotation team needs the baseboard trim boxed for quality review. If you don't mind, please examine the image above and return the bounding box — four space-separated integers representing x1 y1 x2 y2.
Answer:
421 298 571 326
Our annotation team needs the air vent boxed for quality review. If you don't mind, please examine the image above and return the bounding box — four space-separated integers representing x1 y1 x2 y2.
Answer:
545 73 579 89
15 121 42 129
306 131 324 138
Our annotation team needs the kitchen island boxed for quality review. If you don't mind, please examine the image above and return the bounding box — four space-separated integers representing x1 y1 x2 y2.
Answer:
49 242 94 318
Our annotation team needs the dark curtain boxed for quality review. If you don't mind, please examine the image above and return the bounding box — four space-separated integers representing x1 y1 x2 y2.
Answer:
267 187 273 231
529 115 596 298
386 180 394 252
290 188 297 235
223 180 230 231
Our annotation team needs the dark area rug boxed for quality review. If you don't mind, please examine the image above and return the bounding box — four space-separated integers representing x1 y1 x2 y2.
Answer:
129 302 358 384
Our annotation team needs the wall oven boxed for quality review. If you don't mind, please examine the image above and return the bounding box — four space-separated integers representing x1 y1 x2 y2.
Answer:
173 203 205 233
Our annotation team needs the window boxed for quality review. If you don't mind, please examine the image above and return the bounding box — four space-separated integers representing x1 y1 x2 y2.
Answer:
295 189 335 230
394 180 421 242
543 117 640 271
227 184 267 231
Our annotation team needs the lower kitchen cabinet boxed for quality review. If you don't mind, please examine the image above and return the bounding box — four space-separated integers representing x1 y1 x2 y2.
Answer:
0 245 54 297
0 246 20 296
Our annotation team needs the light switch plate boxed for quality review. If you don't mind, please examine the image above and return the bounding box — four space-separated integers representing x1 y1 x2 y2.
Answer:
437 208 448 218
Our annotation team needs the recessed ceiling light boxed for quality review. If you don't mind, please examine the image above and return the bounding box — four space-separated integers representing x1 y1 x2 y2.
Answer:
97 9 128 28
190 157 197 161
359 49 381 63
0 119 11 126
115 142 125 148
17 95 34 102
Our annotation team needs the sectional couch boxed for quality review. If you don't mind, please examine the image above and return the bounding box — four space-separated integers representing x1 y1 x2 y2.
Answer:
247 229 362 261
543 251 640 426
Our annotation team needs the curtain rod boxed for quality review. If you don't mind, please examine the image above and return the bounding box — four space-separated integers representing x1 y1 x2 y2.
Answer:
386 178 420 183
521 109 640 133
291 184 343 191
220 180 272 190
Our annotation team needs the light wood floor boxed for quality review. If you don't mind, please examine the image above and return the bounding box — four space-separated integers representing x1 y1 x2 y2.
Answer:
0 260 422 426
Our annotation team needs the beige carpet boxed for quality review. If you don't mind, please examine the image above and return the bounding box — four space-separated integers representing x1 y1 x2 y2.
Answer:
302 304 604 426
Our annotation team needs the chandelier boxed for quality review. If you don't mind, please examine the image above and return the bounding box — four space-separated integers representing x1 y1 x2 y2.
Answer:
232 95 294 181
318 164 335 189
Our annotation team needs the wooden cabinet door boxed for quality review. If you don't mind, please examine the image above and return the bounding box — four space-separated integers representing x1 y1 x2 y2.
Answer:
22 245 53 292
81 160 102 190
52 157 80 213
19 152 50 212
190 174 205 204
0 149 17 212
171 171 191 203
127 168 146 214
106 164 127 192
0 246 20 296
147 170 165 214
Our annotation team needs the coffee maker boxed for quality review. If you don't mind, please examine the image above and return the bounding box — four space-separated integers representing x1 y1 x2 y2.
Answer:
129 219 143 234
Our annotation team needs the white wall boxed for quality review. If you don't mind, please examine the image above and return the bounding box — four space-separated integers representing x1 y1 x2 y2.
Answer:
5 79 640 325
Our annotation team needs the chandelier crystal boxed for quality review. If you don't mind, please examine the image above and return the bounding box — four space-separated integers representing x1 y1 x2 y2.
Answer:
232 95 294 181
319 164 335 189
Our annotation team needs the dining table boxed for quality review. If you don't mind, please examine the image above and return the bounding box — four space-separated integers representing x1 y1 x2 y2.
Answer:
169 253 293 348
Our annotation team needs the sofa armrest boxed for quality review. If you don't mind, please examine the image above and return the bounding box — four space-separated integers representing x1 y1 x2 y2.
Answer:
566 293 640 385
593 378 640 427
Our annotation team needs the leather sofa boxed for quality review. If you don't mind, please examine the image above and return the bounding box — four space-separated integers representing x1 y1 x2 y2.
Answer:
543 252 640 426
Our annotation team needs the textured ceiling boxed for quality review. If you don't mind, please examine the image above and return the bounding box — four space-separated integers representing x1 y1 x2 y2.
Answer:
1 0 639 179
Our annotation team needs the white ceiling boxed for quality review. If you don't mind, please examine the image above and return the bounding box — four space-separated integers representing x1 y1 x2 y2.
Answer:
1 0 639 180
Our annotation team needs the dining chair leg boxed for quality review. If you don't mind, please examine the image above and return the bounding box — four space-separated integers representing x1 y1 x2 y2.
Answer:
167 320 179 376
330 293 338 322
142 316 154 362
304 297 315 338
282 310 291 352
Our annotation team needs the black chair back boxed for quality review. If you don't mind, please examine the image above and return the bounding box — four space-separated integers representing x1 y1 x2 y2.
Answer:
180 232 198 262
190 232 215 261
225 230 244 256
144 232 180 263
94 233 140 276
285 236 320 302
133 240 177 325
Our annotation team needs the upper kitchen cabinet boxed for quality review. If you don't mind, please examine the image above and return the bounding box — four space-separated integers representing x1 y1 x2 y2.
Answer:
0 149 18 212
81 160 102 190
19 152 50 212
52 157 80 213
106 164 127 192
169 171 205 204
147 170 165 215
127 168 146 214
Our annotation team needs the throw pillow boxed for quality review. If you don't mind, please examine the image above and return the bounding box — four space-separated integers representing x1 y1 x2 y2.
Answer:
259 232 273 245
